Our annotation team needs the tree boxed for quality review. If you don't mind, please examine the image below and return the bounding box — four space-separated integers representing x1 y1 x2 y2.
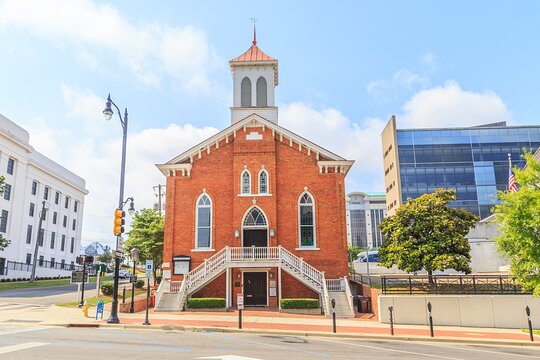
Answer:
0 175 9 252
348 245 361 273
124 208 164 278
97 250 112 267
494 152 540 295
378 189 477 281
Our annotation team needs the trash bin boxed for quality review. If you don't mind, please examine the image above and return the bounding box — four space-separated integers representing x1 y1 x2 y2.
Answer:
359 296 371 313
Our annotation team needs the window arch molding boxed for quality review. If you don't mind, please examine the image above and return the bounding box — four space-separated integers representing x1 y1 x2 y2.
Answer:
256 76 267 106
195 193 213 249
241 77 252 107
242 205 269 229
258 168 269 194
298 191 317 248
240 169 251 194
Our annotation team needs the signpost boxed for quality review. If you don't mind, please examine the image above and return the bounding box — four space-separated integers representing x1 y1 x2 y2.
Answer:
143 260 153 326
237 293 244 329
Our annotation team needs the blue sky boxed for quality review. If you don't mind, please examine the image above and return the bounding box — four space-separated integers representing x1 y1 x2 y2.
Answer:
0 0 538 247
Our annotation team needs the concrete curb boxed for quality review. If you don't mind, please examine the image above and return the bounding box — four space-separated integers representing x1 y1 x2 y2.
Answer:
57 322 540 347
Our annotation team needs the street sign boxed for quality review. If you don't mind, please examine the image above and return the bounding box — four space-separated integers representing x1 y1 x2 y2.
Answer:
115 250 124 258
145 260 153 278
237 293 244 310
129 275 138 283
71 270 88 284
117 237 124 252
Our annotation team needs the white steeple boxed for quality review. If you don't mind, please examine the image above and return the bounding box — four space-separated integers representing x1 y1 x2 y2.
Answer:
229 26 278 124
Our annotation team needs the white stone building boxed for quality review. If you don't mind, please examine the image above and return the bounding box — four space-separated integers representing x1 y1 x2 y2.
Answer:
0 114 88 279
346 192 387 249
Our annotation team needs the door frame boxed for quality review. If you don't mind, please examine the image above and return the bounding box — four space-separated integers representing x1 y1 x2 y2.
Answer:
241 269 269 307
241 206 269 247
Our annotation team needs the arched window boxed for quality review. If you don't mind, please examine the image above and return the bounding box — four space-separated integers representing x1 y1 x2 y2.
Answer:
195 194 212 248
243 207 267 227
258 169 269 194
241 170 251 194
241 77 252 107
298 192 316 247
256 76 267 106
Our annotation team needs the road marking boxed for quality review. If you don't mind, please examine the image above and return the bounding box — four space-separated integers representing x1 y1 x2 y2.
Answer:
0 342 48 354
313 338 467 360
0 325 48 336
413 341 540 358
198 356 262 360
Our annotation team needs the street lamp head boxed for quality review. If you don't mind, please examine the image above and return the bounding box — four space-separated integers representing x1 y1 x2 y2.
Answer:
103 94 113 121
128 198 135 217
131 247 139 262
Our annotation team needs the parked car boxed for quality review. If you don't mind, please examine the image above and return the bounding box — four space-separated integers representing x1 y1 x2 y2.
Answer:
118 269 131 279
357 250 380 263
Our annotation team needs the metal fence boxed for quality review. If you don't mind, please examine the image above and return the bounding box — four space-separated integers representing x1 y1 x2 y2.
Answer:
349 273 382 288
2 260 80 275
379 275 530 295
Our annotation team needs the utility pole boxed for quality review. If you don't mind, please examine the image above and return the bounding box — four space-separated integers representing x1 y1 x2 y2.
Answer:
153 184 165 216
30 201 47 283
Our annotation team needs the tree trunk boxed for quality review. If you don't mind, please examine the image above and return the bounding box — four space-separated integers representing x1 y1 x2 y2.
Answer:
428 270 434 284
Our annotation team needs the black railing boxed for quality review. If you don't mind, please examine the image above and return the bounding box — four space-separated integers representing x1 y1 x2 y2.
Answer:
379 275 530 295
349 273 382 287
3 260 81 275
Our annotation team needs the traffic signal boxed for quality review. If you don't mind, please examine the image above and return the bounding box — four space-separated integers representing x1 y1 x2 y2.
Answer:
113 209 125 236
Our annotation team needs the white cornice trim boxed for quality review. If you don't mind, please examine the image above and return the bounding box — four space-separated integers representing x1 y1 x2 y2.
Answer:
156 163 193 177
156 114 350 171
317 160 355 175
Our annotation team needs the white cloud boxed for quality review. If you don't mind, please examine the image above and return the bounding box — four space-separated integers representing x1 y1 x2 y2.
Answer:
399 81 512 128
76 50 99 69
367 69 429 100
0 0 220 90
280 102 386 191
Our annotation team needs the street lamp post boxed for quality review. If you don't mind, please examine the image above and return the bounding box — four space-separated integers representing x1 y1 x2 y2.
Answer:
103 93 129 324
130 247 139 313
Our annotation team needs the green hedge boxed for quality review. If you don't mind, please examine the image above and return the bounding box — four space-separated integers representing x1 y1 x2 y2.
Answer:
186 298 226 309
135 279 145 289
101 282 114 296
280 298 319 309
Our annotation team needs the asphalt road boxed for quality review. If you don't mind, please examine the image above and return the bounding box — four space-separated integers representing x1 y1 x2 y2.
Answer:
0 280 129 305
0 323 539 359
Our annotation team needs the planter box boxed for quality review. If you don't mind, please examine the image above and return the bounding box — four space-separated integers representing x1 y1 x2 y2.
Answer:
185 307 228 312
279 308 322 315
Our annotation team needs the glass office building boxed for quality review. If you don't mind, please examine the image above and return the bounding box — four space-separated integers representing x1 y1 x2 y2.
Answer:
391 122 540 219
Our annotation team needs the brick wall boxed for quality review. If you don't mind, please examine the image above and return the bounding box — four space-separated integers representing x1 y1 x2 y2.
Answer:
163 125 349 300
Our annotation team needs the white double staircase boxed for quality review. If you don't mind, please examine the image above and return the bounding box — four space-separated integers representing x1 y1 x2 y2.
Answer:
155 246 355 317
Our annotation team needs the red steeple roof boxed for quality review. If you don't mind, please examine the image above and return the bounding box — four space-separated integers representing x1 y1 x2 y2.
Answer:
229 25 277 63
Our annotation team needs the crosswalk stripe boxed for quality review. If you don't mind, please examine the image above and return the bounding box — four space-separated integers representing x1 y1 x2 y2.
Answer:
0 342 48 354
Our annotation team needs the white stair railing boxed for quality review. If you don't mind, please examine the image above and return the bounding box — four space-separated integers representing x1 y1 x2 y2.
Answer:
160 246 334 313
343 276 355 317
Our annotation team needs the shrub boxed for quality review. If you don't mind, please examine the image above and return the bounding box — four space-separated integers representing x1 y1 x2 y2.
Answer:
0 279 5 282
280 298 319 309
101 282 114 296
5 278 11 282
135 280 145 289
186 298 226 309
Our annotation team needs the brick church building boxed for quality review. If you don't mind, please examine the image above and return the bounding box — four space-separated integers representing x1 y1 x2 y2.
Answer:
156 31 355 316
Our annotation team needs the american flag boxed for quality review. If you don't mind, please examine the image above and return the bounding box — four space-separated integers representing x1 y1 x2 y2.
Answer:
508 154 518 193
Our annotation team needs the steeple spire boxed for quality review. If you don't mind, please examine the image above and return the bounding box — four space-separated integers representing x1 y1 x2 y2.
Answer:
251 17 257 45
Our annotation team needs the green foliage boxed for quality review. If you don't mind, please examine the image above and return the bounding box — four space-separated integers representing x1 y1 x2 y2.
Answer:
280 298 319 309
97 250 112 266
348 245 361 262
101 282 114 296
186 298 226 309
379 189 477 276
125 209 164 277
135 279 145 289
494 152 540 295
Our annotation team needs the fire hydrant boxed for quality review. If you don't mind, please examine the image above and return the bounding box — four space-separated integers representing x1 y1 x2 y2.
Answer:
82 301 89 317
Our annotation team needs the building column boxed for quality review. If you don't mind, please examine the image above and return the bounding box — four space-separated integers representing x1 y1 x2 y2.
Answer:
226 267 230 308
278 266 282 310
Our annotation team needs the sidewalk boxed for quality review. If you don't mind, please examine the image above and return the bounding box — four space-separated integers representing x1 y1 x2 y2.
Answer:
1 301 538 346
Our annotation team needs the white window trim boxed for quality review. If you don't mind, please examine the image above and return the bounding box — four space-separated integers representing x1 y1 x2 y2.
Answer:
194 193 212 250
298 191 316 248
258 168 269 194
240 169 251 195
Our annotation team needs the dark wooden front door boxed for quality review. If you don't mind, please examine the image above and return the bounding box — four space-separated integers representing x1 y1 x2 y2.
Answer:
243 229 267 247
243 272 267 306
